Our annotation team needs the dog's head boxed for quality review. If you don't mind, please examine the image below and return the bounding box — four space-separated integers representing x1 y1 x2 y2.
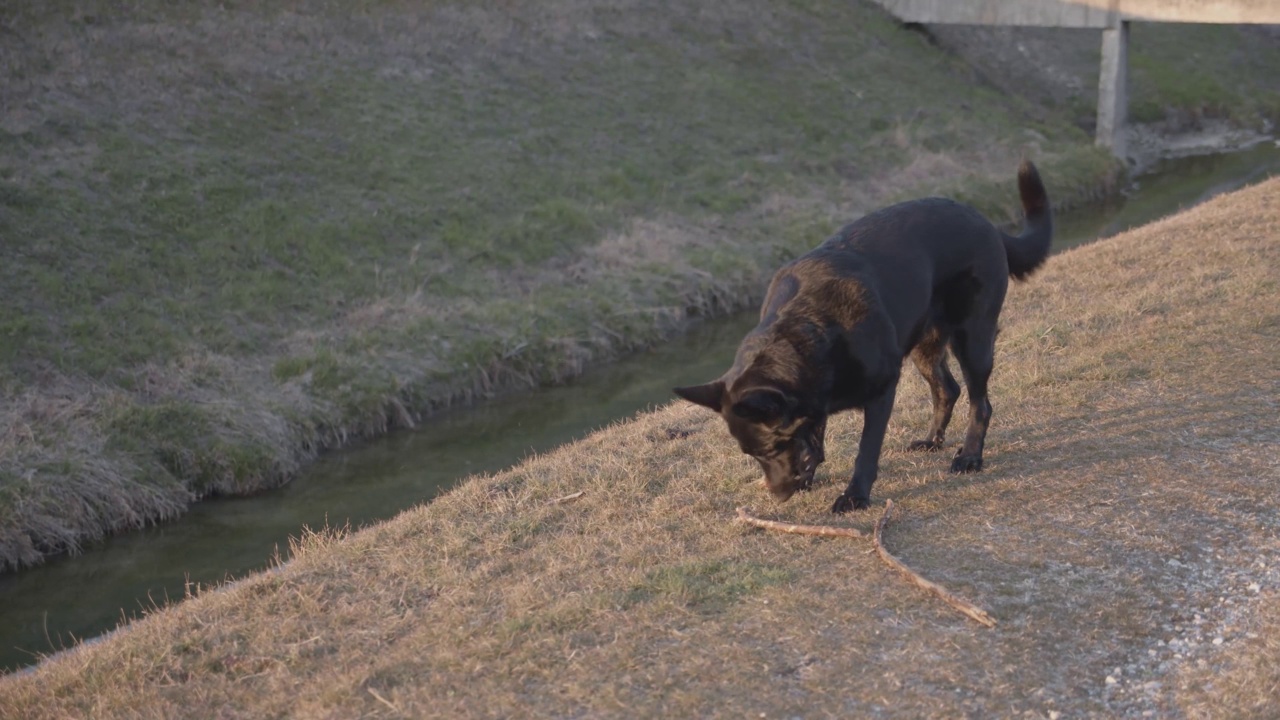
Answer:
674 381 824 501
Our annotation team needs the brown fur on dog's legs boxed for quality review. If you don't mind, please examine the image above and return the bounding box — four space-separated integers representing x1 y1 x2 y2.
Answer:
908 329 960 452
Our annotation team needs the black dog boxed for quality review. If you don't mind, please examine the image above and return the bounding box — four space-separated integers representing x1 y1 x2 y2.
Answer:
674 161 1052 513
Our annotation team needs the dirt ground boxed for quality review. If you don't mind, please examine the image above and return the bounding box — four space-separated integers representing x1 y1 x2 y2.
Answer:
0 174 1275 718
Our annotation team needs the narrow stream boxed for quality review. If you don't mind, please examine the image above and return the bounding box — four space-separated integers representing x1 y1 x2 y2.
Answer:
2 142 1277 672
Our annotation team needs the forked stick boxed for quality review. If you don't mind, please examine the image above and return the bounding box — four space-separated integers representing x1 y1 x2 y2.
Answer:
873 500 997 628
735 507 865 538
735 502 996 628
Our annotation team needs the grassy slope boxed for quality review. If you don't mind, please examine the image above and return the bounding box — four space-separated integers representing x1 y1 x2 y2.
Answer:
0 175 1275 718
1127 23 1280 125
0 0 1096 571
0 1 1277 571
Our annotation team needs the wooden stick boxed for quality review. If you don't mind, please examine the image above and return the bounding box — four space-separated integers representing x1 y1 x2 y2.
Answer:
549 490 585 504
735 507 865 538
873 500 997 628
735 502 996 628
366 687 402 714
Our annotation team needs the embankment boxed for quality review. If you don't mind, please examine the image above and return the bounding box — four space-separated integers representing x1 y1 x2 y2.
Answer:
2 1 1278 571
1 174 1276 717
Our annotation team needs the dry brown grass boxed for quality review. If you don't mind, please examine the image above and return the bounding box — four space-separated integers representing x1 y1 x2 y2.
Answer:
0 177 1276 717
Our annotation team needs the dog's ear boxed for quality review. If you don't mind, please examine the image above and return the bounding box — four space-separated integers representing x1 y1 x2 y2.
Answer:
673 381 726 413
730 388 796 424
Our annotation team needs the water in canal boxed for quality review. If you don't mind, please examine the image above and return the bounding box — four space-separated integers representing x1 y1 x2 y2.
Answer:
2 142 1277 672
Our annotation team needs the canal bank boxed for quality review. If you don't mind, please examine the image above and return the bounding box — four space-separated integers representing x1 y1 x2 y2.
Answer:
5 1 1280 577
2 141 1277 673
2 168 1277 718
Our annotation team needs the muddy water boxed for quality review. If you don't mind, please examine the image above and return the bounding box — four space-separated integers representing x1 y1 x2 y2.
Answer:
2 143 1277 672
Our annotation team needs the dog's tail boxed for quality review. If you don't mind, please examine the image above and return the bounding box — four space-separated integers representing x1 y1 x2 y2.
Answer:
1003 160 1053 281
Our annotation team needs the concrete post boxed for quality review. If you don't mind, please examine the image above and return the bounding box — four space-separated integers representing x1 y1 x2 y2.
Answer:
1096 18 1130 158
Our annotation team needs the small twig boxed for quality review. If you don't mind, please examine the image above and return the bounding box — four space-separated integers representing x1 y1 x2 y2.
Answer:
42 611 53 653
873 500 997 628
735 507 865 538
549 490 585 504
795 50 863 99
367 686 402 714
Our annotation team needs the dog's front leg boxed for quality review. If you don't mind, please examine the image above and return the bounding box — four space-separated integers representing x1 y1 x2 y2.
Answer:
832 384 898 513
813 416 827 466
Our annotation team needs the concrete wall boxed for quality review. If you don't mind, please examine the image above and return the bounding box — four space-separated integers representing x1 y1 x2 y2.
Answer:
871 0 1280 27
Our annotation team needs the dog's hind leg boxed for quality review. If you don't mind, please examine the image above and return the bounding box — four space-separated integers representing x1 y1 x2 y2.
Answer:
949 322 996 473
908 328 960 452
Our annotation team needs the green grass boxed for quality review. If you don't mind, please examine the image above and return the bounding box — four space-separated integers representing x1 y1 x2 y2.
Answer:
104 401 279 496
0 0 1277 570
1129 24 1280 126
631 560 793 612
0 1 1045 382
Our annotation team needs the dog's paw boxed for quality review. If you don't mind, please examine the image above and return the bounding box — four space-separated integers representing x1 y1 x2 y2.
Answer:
908 439 943 452
831 494 870 514
950 454 984 473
